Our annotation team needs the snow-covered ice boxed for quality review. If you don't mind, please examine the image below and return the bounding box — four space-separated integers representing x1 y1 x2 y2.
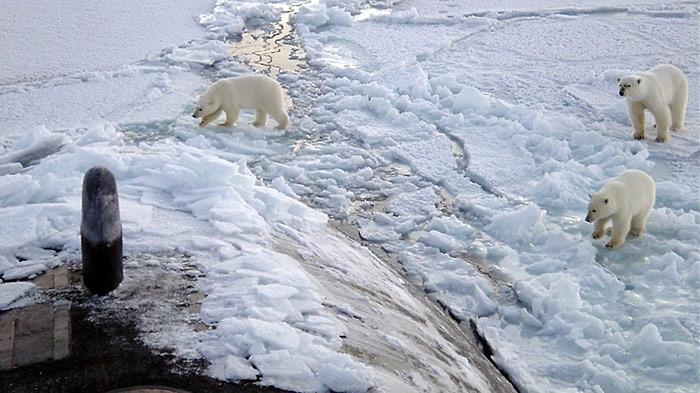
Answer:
274 0 699 391
1 0 698 392
0 281 37 310
0 0 213 85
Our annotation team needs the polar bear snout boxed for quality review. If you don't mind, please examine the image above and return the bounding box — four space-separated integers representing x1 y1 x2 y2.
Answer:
585 213 593 223
618 79 637 98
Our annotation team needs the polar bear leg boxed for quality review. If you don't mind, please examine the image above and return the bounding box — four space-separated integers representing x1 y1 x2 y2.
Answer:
592 218 609 239
220 106 240 127
252 109 267 127
670 87 688 131
200 107 223 127
629 211 650 237
628 102 645 140
269 107 289 130
606 216 630 249
652 107 672 142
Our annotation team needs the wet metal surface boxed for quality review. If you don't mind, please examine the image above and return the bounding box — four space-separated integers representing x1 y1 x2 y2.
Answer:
31 265 72 290
106 388 190 393
0 303 70 370
0 303 286 393
0 258 288 393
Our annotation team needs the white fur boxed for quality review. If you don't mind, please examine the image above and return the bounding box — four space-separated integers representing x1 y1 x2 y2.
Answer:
585 170 655 249
618 64 688 142
193 74 289 129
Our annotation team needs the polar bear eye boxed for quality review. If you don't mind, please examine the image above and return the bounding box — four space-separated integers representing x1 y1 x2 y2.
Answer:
604 199 608 204
592 210 596 213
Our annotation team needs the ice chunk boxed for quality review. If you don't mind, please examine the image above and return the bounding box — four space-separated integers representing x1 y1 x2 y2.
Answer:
0 256 14 275
0 174 40 208
0 282 37 309
251 350 320 392
256 283 299 299
629 323 700 375
210 355 259 381
164 40 230 67
199 1 281 39
0 127 65 167
450 86 492 114
270 176 297 198
0 163 23 176
2 263 47 281
485 204 546 244
416 230 460 252
296 4 353 30
515 276 582 322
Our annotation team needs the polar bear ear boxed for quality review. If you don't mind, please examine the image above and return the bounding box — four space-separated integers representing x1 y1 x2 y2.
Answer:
604 198 609 204
616 78 620 82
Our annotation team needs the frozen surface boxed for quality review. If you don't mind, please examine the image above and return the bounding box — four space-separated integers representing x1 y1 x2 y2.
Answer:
0 1 509 391
278 0 699 392
2 0 699 392
0 0 214 84
0 282 37 310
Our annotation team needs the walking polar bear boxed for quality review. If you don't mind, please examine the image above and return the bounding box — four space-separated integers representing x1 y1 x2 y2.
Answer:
585 170 655 250
618 64 688 142
193 74 289 130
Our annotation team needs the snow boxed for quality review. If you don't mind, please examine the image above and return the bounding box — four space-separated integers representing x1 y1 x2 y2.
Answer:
1 0 699 392
0 0 214 85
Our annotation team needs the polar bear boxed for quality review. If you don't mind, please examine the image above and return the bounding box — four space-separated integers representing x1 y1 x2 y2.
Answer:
618 64 688 142
192 74 289 129
585 170 655 249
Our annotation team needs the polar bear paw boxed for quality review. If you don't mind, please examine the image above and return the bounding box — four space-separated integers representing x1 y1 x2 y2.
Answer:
655 135 668 143
605 241 622 249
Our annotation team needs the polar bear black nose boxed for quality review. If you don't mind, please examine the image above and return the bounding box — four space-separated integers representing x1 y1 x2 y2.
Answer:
619 89 625 96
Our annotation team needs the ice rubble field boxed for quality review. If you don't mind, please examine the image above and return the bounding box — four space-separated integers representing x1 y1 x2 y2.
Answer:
1 0 699 392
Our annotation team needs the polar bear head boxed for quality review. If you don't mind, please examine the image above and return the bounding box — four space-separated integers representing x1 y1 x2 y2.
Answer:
585 192 617 223
617 75 645 100
192 90 220 119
